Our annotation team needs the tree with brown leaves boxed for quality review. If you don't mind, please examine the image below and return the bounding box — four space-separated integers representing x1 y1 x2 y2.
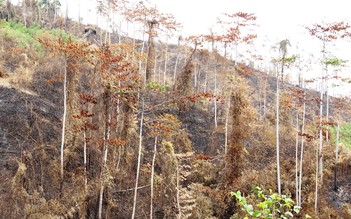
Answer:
38 37 93 181
307 21 351 215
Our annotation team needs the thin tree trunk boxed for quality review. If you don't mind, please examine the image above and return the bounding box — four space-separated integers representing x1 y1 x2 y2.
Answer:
150 136 158 219
263 77 267 119
334 123 340 191
196 66 201 93
224 97 231 155
83 130 87 191
163 46 168 85
154 53 162 84
132 100 145 219
98 88 111 219
118 20 122 44
298 88 306 206
77 0 81 28
138 36 145 78
61 58 68 180
173 49 180 83
194 64 197 88
315 135 319 215
276 72 281 195
315 67 324 215
131 24 136 62
82 129 88 219
173 37 182 84
295 109 299 205
176 160 181 219
146 23 156 83
23 0 27 28
53 0 57 27
37 0 41 25
326 85 329 143
116 147 122 172
317 43 327 208
259 84 262 120
157 53 161 83
115 85 122 172
65 0 68 26
214 64 218 129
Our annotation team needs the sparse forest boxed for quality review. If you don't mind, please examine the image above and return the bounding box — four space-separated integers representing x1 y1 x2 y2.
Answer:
1 1 351 219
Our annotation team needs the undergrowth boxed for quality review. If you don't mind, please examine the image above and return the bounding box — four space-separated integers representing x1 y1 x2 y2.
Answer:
0 20 71 55
330 122 351 149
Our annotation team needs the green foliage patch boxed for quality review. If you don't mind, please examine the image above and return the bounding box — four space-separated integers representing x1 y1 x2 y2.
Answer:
0 20 71 54
231 187 307 219
330 122 351 149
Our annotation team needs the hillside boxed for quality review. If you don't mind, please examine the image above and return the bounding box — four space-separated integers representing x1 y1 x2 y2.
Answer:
1 2 351 219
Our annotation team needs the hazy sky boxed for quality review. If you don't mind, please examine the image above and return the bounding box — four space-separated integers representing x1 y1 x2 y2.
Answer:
56 1 351 43
149 0 351 95
11 0 351 95
149 0 350 38
58 0 351 96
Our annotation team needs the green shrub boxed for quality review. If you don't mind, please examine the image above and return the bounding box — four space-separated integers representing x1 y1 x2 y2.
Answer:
230 187 309 219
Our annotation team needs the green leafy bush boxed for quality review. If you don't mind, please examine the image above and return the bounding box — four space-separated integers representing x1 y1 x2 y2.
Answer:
230 187 309 219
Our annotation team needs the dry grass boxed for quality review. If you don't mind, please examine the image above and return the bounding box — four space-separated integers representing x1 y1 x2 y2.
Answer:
0 65 37 95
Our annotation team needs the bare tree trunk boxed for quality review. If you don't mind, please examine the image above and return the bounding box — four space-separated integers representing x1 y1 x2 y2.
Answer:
259 83 262 120
53 0 57 26
298 88 306 206
132 100 145 219
150 136 158 219
98 88 111 219
276 72 281 195
176 160 181 219
37 0 41 25
196 66 202 93
138 34 145 78
22 0 27 28
61 58 68 181
224 97 230 155
65 0 69 27
83 130 87 191
194 64 197 88
315 71 324 215
118 21 122 44
214 64 218 129
153 54 158 82
131 24 136 62
295 109 299 205
334 124 340 191
146 22 156 83
81 128 88 219
263 77 267 119
115 84 122 172
326 84 329 143
316 43 327 214
77 0 81 28
315 135 320 215
157 52 161 83
173 36 182 84
163 45 168 85
173 50 180 83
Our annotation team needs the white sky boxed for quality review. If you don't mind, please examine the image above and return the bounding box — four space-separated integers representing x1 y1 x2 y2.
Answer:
148 0 349 39
147 0 351 95
10 0 351 96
